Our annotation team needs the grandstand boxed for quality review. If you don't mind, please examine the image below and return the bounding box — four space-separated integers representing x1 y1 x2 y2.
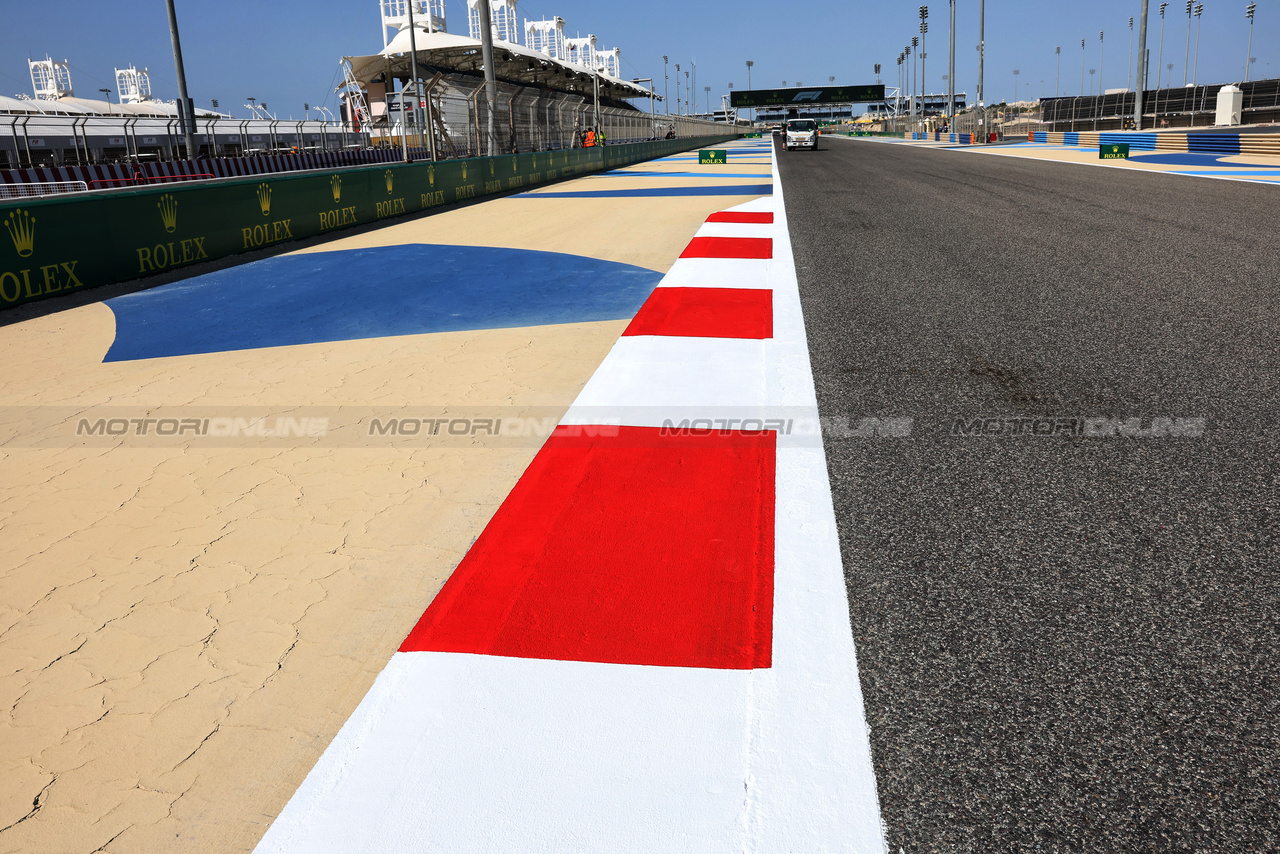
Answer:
1042 78 1280 131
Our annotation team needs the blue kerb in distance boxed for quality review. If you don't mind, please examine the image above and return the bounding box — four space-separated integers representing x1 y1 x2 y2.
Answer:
104 244 663 361
1128 152 1277 167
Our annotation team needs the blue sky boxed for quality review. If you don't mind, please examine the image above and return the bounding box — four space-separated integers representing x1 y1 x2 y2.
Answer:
1 1 1275 115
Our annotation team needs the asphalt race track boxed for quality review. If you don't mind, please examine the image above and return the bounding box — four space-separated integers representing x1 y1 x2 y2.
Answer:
779 138 1279 853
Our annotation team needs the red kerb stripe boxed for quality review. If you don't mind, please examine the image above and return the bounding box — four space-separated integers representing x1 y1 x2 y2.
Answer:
623 287 773 340
706 211 774 224
401 426 776 670
681 236 773 259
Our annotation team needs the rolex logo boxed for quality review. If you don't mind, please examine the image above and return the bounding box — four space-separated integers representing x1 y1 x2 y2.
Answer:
257 183 272 217
384 170 394 195
489 161 496 177
428 166 435 187
158 194 179 233
462 163 468 181
4 208 35 257
330 175 342 203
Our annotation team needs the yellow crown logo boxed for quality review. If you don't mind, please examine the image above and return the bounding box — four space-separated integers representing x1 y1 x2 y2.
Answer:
462 163 468 181
384 170 394 195
532 154 538 169
330 175 342 203
489 160 496 177
158 194 178 233
512 158 518 174
4 208 35 258
257 183 272 217
428 166 435 187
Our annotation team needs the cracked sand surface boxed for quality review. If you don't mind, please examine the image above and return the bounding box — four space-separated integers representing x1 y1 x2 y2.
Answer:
0 179 744 853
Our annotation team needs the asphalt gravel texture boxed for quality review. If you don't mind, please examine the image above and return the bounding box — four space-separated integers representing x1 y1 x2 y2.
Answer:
778 138 1280 853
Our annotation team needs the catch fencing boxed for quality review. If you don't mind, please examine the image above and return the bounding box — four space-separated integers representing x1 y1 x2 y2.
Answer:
369 72 725 160
0 149 422 196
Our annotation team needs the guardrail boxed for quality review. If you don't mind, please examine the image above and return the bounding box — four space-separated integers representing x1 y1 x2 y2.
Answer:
0 181 88 199
0 134 738 312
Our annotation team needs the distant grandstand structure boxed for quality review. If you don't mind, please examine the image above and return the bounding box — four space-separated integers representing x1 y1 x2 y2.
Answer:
0 1 723 177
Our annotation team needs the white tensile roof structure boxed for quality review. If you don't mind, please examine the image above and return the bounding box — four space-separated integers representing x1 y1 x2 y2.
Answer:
345 25 654 103
0 94 220 118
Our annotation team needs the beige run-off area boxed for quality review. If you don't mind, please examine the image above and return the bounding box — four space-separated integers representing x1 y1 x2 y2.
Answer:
0 164 770 853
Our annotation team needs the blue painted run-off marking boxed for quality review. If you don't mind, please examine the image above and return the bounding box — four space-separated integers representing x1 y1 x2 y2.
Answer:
104 244 663 361
518 184 774 199
1129 152 1280 168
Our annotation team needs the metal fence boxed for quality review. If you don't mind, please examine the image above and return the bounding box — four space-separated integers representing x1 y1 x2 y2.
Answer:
0 180 88 199
0 115 362 170
1042 78 1280 131
371 73 728 159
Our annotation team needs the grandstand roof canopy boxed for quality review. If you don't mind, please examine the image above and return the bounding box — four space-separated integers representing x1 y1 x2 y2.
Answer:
0 94 222 118
346 27 658 103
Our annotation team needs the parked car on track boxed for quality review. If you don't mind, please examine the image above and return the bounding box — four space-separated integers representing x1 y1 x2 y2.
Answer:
783 119 818 151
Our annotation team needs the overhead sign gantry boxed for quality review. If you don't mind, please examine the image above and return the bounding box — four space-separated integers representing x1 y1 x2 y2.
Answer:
730 85 886 109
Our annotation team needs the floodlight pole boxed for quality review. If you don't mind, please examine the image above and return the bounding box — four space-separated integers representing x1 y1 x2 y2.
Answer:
948 0 956 123
920 7 929 117
1136 1 1150 129
476 0 498 155
911 39 919 117
1157 3 1168 90
1128 17 1135 91
977 0 985 129
1081 39 1087 95
1183 0 1192 87
1245 4 1256 83
406 0 422 161
1193 5 1202 87
165 0 197 158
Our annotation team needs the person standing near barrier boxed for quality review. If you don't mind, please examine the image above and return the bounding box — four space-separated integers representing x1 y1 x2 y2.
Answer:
598 128 607 146
584 128 597 147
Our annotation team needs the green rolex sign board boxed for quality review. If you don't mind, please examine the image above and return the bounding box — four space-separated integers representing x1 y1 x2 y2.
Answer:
1100 143 1130 159
699 150 728 164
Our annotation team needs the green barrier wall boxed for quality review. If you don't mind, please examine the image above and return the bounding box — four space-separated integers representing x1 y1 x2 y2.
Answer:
0 135 738 311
